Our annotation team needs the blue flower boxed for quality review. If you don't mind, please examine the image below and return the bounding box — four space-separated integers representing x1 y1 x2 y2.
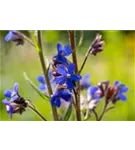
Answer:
2 99 14 119
53 63 82 90
37 72 52 91
4 82 19 102
114 81 128 101
87 86 100 100
80 74 90 89
51 90 72 107
55 43 72 64
2 83 27 119
5 30 24 45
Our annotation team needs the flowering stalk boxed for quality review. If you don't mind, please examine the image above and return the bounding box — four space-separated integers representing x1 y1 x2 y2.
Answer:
98 102 108 121
37 31 59 121
78 45 91 74
79 34 104 74
68 30 81 121
92 109 98 121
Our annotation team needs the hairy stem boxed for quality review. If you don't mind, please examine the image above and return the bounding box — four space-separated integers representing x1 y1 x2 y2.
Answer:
98 102 108 121
68 30 81 121
68 31 78 73
28 105 47 121
37 31 59 121
92 109 99 121
78 45 91 74
105 106 115 113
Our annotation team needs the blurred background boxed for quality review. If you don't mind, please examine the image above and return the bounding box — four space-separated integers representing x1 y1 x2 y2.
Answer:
0 30 135 121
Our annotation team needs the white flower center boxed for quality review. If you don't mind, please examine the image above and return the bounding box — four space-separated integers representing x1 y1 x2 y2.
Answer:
67 74 71 78
6 105 10 111
11 91 16 97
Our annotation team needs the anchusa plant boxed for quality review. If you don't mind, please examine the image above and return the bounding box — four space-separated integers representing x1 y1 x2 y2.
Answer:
1 30 129 121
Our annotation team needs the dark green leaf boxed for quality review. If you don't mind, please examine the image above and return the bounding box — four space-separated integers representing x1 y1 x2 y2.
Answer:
63 103 72 121
23 72 49 101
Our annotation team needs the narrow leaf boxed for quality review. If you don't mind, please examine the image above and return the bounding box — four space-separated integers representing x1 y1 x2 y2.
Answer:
63 103 72 121
23 72 49 101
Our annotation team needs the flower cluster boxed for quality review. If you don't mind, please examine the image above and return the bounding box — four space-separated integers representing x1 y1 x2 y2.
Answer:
36 43 82 107
5 30 24 45
2 31 129 121
2 83 27 118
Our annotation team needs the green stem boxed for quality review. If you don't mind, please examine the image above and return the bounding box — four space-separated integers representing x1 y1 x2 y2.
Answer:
98 102 108 121
37 31 59 121
68 30 81 121
92 109 99 121
78 45 91 74
105 106 115 113
28 105 47 121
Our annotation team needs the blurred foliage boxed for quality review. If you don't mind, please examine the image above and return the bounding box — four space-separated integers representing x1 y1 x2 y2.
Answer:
0 30 135 121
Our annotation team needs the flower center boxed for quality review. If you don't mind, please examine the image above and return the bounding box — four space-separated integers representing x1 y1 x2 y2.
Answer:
11 91 16 97
6 105 10 111
67 74 71 78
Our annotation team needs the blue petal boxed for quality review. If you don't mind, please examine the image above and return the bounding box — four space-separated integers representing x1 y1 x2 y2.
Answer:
80 75 90 88
53 76 66 85
56 55 68 64
7 105 14 119
37 75 45 84
119 93 127 101
55 98 61 107
13 82 19 93
5 31 18 42
9 111 13 119
51 96 56 106
59 91 72 102
114 81 121 86
57 65 67 75
88 86 98 95
51 96 61 107
5 31 13 41
39 84 46 91
93 95 100 100
10 95 19 102
57 43 63 54
4 90 12 98
2 99 10 105
66 78 74 90
81 74 90 83
120 86 128 93
71 74 82 82
68 63 75 74
63 45 72 56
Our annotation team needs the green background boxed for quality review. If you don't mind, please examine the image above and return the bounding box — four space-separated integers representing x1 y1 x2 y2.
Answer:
0 30 135 121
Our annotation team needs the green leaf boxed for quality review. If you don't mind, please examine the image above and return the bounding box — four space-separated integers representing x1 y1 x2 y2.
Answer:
23 72 50 101
63 103 72 121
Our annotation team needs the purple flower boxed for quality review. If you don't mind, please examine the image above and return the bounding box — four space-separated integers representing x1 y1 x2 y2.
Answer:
5 30 24 45
2 83 27 119
37 72 52 91
55 43 72 64
2 99 14 119
80 74 90 90
89 34 104 56
4 82 19 102
87 86 100 100
53 63 82 90
114 81 128 101
51 90 72 107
